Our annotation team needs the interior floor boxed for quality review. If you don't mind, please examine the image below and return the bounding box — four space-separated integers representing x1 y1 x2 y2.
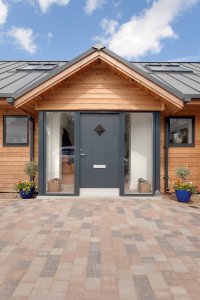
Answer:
124 176 152 194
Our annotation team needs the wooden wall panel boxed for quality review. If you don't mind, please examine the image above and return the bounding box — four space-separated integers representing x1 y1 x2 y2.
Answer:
36 63 163 111
160 105 200 193
0 106 38 192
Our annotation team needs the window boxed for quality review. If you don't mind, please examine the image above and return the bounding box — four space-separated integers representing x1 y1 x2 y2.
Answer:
145 64 192 73
94 124 106 137
124 113 153 194
4 116 29 146
168 117 194 146
46 112 75 194
17 63 57 71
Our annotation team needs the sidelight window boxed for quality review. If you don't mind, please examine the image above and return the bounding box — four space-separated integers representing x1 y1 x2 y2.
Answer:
46 112 75 194
124 113 153 194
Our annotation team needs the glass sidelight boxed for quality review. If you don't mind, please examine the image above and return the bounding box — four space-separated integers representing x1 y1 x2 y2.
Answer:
46 112 75 194
124 113 153 194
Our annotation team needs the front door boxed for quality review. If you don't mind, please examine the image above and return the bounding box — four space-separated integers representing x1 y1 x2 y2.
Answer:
80 113 120 188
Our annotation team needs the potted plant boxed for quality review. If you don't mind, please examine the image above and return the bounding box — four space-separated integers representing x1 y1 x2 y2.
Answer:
15 180 35 199
15 161 38 199
24 161 38 181
173 167 197 202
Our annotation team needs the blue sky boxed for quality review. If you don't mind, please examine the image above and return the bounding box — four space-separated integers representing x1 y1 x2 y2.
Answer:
0 0 200 61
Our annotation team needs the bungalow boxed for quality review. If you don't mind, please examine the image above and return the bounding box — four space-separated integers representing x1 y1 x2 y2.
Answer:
0 43 200 196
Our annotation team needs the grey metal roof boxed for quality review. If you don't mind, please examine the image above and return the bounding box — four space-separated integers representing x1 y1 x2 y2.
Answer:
0 61 68 98
102 47 200 101
0 45 200 102
131 62 200 100
0 47 96 99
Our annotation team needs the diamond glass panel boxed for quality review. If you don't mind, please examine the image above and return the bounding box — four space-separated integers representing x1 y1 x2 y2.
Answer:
94 124 105 137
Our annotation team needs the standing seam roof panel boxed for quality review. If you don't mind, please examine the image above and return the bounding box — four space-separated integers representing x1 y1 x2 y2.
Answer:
14 72 50 94
179 63 200 73
168 73 200 93
0 62 28 74
151 73 199 94
0 72 49 93
182 73 200 84
0 72 32 89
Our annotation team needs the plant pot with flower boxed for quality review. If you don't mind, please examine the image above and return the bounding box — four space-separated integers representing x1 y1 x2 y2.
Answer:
15 180 36 199
173 167 197 203
15 162 38 199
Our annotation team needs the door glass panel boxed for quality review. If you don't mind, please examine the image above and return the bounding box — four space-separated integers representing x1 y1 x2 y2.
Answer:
124 113 153 194
46 112 75 194
94 124 106 137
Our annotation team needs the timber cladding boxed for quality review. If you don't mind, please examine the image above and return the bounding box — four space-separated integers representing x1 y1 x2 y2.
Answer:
0 106 38 192
160 106 200 193
35 62 164 111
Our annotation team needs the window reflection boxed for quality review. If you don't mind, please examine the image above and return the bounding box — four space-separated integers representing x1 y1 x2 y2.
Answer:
169 118 193 145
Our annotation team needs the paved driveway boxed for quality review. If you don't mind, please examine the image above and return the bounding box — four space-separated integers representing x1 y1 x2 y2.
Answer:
0 197 200 300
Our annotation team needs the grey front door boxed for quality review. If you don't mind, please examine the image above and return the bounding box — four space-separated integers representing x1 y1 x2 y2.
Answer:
80 113 120 188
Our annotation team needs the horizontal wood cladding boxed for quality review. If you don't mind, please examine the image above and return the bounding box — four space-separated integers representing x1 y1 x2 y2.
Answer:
0 106 38 192
36 63 164 111
160 108 200 193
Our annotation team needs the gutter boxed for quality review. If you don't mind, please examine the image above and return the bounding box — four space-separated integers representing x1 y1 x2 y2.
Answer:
6 97 14 105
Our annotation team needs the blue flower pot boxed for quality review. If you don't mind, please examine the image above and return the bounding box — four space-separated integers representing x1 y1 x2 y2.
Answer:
30 187 35 194
175 190 191 203
19 189 33 199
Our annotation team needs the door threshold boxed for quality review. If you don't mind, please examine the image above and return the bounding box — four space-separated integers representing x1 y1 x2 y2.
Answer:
80 188 119 197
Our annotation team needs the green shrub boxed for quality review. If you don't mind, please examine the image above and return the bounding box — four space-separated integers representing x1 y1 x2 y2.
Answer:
176 166 190 181
24 161 38 178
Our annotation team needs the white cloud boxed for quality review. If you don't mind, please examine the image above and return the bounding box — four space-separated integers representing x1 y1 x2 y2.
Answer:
101 18 119 36
0 0 8 26
8 27 38 54
84 0 106 15
47 31 53 43
97 0 199 59
37 0 70 13
93 18 119 43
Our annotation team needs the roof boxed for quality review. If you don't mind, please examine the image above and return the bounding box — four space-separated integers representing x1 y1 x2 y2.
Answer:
0 45 200 102
131 62 200 100
0 60 68 98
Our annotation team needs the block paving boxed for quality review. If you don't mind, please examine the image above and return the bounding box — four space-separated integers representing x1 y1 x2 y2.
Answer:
0 197 200 299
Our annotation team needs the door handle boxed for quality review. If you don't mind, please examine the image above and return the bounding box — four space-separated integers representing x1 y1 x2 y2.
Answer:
80 153 86 157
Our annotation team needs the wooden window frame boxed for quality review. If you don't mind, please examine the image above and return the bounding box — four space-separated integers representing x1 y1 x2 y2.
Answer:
3 115 29 147
168 116 195 147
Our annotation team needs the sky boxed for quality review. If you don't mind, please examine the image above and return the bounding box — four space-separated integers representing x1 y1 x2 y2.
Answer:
0 0 200 62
